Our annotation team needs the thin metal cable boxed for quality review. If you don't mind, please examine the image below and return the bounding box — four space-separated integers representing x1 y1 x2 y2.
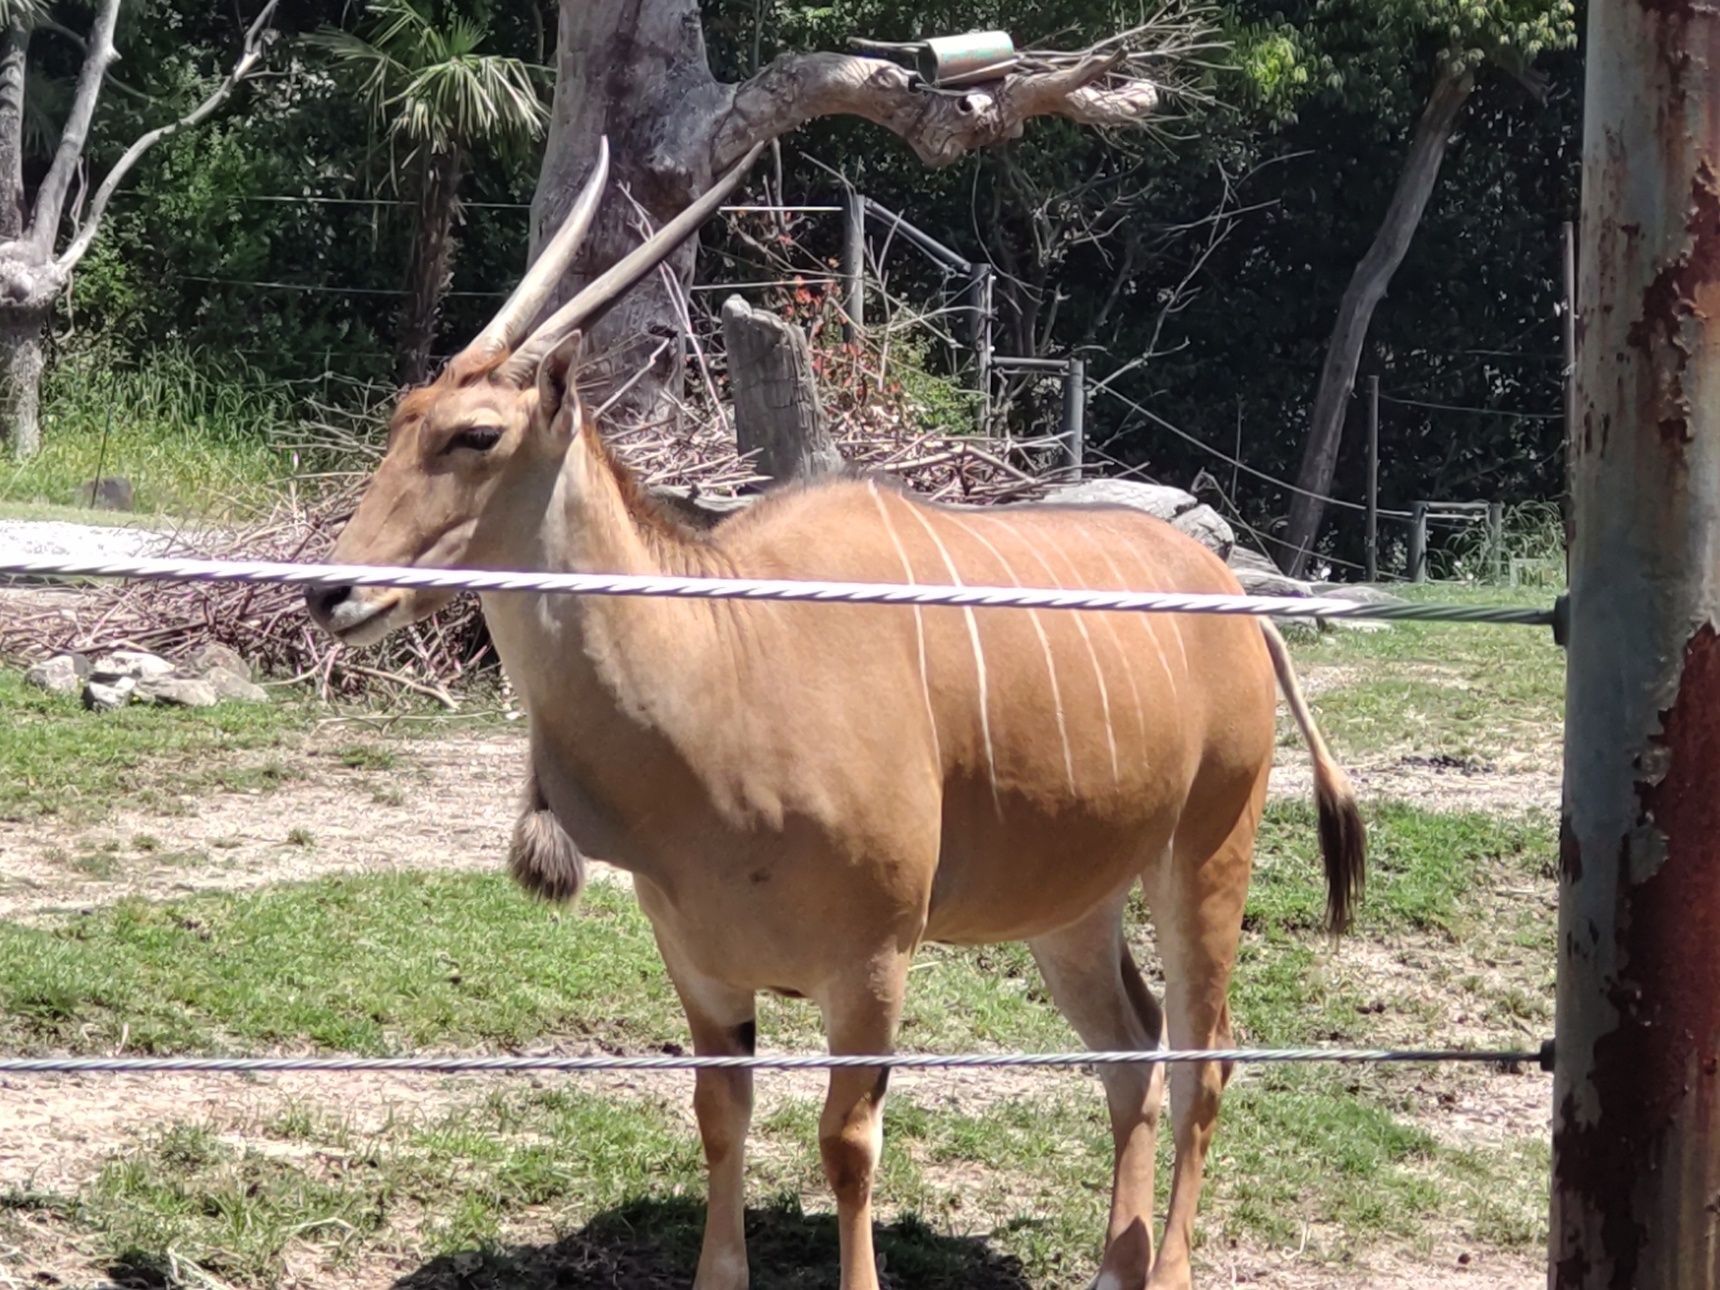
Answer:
0 555 1557 627
0 1044 1553 1076
1093 386 1415 518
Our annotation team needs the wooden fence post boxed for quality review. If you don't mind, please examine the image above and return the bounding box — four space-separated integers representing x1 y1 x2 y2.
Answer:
1554 2 1720 1285
721 295 843 486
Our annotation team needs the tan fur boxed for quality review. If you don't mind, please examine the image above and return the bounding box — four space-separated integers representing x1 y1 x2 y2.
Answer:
305 188 1366 1290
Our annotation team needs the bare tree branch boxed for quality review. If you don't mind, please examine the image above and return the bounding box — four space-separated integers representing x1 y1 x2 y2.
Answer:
711 50 1159 170
28 0 119 253
58 0 279 274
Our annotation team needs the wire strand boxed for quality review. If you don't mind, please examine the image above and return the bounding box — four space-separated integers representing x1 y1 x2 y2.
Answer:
0 554 1558 627
0 1044 1554 1076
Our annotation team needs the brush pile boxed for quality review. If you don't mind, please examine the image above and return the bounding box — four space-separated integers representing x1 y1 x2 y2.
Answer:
1 315 1061 704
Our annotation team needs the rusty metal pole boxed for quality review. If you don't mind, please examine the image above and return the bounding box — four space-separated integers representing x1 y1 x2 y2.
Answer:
1563 219 1578 572
1554 2 1720 1286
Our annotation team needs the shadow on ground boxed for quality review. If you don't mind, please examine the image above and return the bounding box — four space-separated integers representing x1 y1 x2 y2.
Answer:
388 1195 1036 1289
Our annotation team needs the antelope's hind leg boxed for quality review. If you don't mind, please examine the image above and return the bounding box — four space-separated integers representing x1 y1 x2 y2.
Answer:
1142 789 1262 1290
1030 892 1168 1290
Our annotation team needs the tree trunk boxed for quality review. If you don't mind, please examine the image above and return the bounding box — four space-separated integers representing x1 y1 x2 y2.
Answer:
532 0 725 425
1 308 48 458
721 294 841 485
0 26 28 241
398 146 465 387
1279 65 1474 576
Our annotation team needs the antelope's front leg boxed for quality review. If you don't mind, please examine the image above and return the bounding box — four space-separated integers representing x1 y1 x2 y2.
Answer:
660 951 757 1290
818 954 910 1290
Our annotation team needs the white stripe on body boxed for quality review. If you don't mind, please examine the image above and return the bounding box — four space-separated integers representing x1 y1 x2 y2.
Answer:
867 481 941 768
946 514 1077 792
1101 542 1179 697
898 498 1003 816
978 515 1120 787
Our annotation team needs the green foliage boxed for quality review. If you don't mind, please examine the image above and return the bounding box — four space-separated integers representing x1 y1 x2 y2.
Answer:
0 344 295 517
309 0 548 156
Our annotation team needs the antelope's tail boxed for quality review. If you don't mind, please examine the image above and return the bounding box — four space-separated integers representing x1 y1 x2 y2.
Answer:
1261 621 1366 936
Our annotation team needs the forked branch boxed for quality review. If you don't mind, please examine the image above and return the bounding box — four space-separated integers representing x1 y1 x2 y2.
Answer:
27 0 119 253
709 14 1211 170
57 0 280 274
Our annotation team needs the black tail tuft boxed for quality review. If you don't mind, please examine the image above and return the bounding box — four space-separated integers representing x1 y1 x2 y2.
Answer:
1316 776 1367 937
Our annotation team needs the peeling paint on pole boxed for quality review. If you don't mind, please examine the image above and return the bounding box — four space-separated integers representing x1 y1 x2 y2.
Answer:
1555 1 1720 1285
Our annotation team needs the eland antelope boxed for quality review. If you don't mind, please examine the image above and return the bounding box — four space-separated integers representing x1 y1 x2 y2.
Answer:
305 139 1365 1290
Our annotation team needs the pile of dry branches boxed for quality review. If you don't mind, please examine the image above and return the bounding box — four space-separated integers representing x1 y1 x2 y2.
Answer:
1 297 1060 705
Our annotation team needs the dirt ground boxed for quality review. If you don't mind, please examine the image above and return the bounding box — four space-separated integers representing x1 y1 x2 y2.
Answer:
1 722 1551 1289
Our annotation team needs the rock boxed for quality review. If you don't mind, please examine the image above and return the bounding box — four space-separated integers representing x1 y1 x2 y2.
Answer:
184 642 254 681
1311 581 1404 606
91 649 175 681
203 666 270 704
1038 479 1235 558
1169 503 1233 558
1230 566 1315 599
25 652 91 694
1227 546 1281 579
136 676 219 708
79 476 135 512
83 676 136 711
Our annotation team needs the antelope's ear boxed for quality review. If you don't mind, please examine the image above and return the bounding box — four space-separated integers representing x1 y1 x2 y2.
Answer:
531 330 585 444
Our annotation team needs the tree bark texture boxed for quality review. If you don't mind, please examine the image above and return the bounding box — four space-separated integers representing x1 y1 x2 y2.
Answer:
0 27 28 241
1 308 48 457
1280 65 1474 576
531 0 1165 425
398 146 465 387
721 294 841 485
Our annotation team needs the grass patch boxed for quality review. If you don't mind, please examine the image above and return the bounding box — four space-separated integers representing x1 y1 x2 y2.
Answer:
32 1073 1547 1289
1287 586 1564 761
0 346 296 521
0 789 1555 1284
0 669 305 824
0 803 1552 1062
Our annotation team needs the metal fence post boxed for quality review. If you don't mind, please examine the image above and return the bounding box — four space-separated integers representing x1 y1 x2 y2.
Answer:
968 264 993 432
1061 357 1085 480
1554 3 1720 1286
842 188 865 343
1366 376 1380 583
1408 501 1428 583
1487 501 1504 584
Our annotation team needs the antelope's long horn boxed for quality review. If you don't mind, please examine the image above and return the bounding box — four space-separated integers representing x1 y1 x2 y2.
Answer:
503 142 768 379
463 136 612 362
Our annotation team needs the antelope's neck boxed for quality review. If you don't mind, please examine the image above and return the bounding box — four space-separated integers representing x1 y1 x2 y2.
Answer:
479 429 739 875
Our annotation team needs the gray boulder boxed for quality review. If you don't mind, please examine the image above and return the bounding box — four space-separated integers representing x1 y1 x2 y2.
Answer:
83 675 136 711
1311 582 1404 607
137 676 219 708
25 652 91 695
1038 480 1235 558
204 667 270 704
91 649 175 681
184 642 255 682
80 476 135 512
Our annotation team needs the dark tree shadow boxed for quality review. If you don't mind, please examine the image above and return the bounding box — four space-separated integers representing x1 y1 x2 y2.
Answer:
389 1194 1037 1289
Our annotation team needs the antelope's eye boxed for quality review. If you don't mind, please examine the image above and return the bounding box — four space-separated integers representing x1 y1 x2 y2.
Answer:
448 426 502 454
